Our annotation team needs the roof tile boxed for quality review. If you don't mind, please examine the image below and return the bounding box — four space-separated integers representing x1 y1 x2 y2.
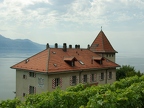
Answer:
11 48 119 73
90 30 117 53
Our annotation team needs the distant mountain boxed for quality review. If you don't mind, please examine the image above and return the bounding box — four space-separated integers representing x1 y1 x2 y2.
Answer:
0 35 46 53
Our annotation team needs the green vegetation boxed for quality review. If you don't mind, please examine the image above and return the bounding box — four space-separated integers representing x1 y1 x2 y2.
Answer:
116 65 143 80
1 75 144 108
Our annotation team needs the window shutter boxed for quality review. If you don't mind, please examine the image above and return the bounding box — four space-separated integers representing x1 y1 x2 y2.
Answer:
52 79 55 89
90 74 92 82
28 86 30 94
34 87 36 94
94 74 97 82
60 78 62 87
87 75 88 81
76 76 78 84
99 74 101 80
23 75 27 79
111 72 113 79
70 76 72 85
107 72 109 79
81 76 84 83
34 73 36 78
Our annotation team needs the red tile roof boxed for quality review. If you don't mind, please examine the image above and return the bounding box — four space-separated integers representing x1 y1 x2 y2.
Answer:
11 48 119 73
90 30 117 53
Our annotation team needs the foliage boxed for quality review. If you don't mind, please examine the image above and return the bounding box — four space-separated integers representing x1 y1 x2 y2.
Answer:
116 65 143 80
1 75 144 108
0 98 21 108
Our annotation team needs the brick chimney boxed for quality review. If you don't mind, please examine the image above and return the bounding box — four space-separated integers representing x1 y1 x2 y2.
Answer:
46 43 49 49
87 44 90 49
63 43 67 52
75 44 78 49
69 45 72 49
55 43 58 48
77 45 80 49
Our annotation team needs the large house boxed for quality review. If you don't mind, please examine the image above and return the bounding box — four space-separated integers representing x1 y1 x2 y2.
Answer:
11 30 119 100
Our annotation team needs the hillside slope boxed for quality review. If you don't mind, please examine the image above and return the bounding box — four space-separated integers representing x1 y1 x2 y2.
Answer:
0 35 45 53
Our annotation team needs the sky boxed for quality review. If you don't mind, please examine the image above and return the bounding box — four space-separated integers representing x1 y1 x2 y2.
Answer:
0 0 144 56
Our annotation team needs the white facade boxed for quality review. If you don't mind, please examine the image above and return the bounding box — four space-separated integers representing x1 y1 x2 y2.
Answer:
16 68 116 100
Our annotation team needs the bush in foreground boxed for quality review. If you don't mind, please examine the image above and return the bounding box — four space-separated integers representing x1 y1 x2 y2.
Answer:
1 75 144 108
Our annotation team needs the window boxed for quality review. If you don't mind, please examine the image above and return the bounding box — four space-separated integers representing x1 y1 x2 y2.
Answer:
23 93 26 97
72 76 77 85
90 74 97 82
109 72 112 79
71 61 75 67
55 78 60 87
100 72 104 80
52 51 56 54
29 72 36 77
83 75 87 83
65 61 75 67
64 56 76 67
52 78 62 89
79 60 84 65
95 44 99 47
23 75 27 79
53 64 57 67
29 86 36 94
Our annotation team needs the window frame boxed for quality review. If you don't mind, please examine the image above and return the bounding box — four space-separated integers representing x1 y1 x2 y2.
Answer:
29 86 35 94
83 74 87 83
55 78 60 87
72 76 77 85
23 93 26 97
29 72 36 77
100 72 104 80
108 71 112 79
23 74 27 79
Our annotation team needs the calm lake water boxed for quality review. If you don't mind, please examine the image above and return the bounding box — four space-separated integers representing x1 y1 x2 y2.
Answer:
0 52 144 100
0 52 35 101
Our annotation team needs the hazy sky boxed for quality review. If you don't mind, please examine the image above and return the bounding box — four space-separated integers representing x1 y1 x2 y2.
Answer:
0 0 144 55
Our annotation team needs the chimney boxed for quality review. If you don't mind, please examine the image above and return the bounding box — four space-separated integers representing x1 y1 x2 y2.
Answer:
63 43 67 52
55 43 58 48
87 44 90 49
75 44 78 49
77 45 80 49
69 45 72 49
46 43 49 49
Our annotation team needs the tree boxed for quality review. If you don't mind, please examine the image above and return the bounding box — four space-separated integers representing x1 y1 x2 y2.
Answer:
116 65 143 80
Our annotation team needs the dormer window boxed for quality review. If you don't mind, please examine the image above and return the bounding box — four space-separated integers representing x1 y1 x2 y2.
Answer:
71 61 74 66
93 56 102 64
64 56 77 67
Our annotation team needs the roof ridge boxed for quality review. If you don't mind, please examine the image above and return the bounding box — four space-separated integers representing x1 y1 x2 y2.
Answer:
101 31 104 52
46 48 50 72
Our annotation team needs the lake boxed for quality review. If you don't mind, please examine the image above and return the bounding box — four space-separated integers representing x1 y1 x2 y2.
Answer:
0 52 35 101
0 52 144 100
